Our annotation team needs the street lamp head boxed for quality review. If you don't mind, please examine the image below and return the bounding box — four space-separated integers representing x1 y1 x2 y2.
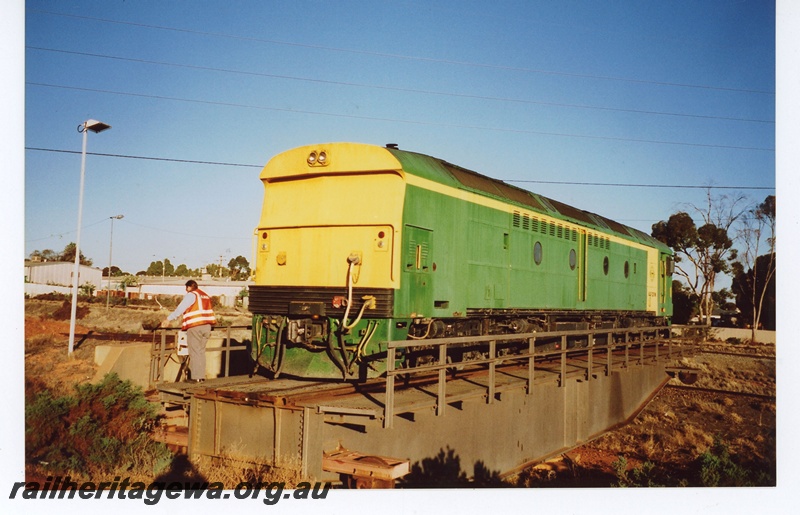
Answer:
112 214 124 220
80 119 112 134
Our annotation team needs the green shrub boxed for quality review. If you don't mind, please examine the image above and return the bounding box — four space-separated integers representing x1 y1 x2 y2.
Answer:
25 373 172 477
611 456 664 487
696 437 769 487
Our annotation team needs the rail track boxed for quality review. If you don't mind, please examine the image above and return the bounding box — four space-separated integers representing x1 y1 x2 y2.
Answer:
697 347 776 360
663 383 775 401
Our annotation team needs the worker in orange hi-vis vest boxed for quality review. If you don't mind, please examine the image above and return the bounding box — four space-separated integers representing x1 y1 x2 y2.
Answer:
161 280 216 382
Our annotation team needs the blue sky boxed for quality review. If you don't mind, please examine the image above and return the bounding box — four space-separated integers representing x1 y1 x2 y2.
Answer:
23 0 775 275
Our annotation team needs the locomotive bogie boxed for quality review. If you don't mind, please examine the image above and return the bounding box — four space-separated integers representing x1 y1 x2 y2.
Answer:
253 313 401 381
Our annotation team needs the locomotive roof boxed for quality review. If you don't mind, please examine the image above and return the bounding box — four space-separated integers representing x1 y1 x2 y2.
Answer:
387 147 671 253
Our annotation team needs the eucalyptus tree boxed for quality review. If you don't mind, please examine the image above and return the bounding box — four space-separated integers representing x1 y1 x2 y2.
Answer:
732 195 776 339
652 189 747 326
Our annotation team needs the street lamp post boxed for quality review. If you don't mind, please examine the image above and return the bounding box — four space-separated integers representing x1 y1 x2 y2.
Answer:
105 214 124 312
69 119 111 356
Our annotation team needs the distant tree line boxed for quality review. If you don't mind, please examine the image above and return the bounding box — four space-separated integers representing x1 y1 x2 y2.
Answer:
140 256 251 280
28 244 252 282
28 243 92 266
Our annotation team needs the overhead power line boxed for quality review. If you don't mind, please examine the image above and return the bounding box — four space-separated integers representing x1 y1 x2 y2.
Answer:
25 146 260 168
25 146 774 191
26 82 776 152
30 9 775 96
506 179 774 191
26 47 775 125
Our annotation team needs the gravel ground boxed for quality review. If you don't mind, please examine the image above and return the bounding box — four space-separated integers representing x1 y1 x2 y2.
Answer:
511 345 776 487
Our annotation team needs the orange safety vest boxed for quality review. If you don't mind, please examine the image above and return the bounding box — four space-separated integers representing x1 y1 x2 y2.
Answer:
182 289 216 330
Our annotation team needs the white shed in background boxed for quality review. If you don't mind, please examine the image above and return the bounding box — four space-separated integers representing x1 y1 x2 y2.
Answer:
25 261 103 290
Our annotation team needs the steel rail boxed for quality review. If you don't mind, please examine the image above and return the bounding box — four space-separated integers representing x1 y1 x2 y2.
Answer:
698 350 776 360
663 383 775 401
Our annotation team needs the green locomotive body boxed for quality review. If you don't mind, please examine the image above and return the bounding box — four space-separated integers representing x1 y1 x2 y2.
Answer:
249 143 673 380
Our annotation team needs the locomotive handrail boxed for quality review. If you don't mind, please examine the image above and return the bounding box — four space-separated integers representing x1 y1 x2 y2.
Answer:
382 325 698 428
387 331 540 350
385 325 680 350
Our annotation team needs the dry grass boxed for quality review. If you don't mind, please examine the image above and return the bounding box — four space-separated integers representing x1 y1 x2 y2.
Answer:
530 341 778 487
193 451 304 488
25 323 99 398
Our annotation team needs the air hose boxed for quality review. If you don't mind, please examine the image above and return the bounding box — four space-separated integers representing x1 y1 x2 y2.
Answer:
349 320 379 370
249 318 265 377
271 316 286 378
407 320 433 340
340 254 376 331
341 256 358 329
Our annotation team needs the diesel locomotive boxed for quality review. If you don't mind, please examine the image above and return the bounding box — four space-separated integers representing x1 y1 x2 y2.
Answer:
249 143 673 381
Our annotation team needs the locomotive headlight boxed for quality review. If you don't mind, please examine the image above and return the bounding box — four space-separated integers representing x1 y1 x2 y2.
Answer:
307 150 329 166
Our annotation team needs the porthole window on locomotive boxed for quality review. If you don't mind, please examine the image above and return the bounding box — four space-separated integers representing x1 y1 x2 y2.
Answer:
569 249 577 270
603 256 609 275
533 241 543 265
624 261 630 278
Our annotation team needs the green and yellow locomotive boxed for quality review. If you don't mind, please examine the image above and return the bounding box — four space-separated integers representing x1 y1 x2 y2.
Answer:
249 143 673 381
